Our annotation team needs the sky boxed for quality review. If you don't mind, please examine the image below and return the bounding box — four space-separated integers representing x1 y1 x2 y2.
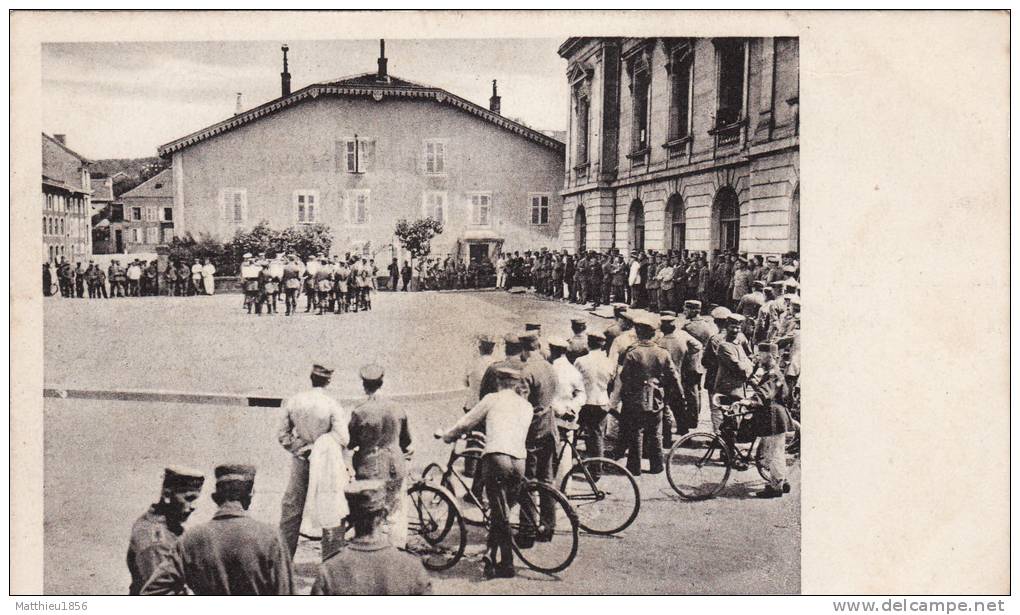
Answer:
42 38 569 160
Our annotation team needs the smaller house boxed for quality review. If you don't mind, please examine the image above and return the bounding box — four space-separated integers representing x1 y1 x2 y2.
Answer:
115 169 175 253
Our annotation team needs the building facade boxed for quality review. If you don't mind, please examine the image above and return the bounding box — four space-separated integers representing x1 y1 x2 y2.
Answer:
558 37 799 257
42 133 92 263
115 169 175 253
158 44 565 264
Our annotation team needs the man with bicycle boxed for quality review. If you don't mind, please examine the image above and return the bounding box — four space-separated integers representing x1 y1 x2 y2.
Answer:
736 342 792 498
439 366 533 579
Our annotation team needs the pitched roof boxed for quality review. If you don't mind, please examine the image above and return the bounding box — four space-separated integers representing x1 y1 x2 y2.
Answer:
158 73 564 157
42 133 91 194
42 132 92 165
119 169 172 199
91 177 115 202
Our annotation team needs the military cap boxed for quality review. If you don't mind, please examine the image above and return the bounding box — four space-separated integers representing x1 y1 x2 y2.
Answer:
757 342 779 353
710 306 732 320
790 296 802 306
660 310 677 318
586 331 606 342
359 364 385 382
214 463 256 485
162 466 205 492
518 332 539 348
784 279 800 289
752 280 766 289
493 366 523 381
766 256 779 263
770 280 787 289
547 337 568 350
782 293 798 302
783 265 796 274
311 364 334 379
570 318 586 327
524 323 542 331
503 332 521 345
632 311 660 329
477 333 497 346
660 315 677 325
726 314 746 325
344 479 388 515
619 310 636 322
611 303 629 316
243 252 253 259
684 299 702 310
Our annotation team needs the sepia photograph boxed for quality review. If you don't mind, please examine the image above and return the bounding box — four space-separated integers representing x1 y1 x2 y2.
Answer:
10 9 1009 603
38 32 800 595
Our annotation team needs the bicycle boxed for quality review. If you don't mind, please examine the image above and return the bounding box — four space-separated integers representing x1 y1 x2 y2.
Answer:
554 418 641 535
664 400 795 500
420 432 580 573
405 474 467 572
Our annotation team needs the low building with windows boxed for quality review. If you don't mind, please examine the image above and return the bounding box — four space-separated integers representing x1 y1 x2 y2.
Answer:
558 37 799 257
42 133 92 263
157 42 565 263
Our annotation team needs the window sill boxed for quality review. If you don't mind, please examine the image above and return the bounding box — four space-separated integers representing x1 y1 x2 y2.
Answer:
662 136 692 150
573 162 590 172
424 172 448 177
626 147 650 160
708 118 746 136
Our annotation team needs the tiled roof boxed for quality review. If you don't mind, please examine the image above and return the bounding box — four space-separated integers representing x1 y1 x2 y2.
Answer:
91 177 115 202
119 169 172 199
158 73 564 157
42 133 91 194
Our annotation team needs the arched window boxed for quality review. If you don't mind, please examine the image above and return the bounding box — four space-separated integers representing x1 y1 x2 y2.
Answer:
628 199 645 252
574 205 587 254
714 187 740 252
665 194 686 253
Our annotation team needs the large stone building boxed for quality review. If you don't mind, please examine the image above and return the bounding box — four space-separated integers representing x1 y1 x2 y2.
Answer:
558 37 799 257
157 42 565 263
42 133 92 263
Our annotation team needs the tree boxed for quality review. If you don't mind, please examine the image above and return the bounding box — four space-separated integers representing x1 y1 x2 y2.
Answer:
279 223 333 260
394 217 444 263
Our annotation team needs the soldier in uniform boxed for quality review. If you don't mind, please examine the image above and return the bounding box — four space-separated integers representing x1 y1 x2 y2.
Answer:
348 364 413 548
303 254 320 312
334 258 352 314
563 254 576 302
603 303 628 353
240 254 259 314
573 331 614 467
277 364 350 558
645 254 660 313
165 261 179 297
566 318 589 363
174 260 189 298
742 342 792 497
573 252 587 304
142 464 293 595
656 314 703 439
314 257 333 315
127 466 205 595
282 255 302 316
258 262 276 315
610 255 627 304
586 251 603 307
609 313 683 475
712 314 755 467
518 332 560 545
311 480 432 595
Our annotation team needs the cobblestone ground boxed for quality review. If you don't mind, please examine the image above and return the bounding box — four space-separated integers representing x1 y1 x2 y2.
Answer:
42 290 799 595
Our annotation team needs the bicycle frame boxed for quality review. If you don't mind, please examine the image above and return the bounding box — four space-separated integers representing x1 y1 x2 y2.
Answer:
436 435 491 526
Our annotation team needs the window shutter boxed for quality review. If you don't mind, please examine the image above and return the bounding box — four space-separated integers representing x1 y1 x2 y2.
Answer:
335 141 344 173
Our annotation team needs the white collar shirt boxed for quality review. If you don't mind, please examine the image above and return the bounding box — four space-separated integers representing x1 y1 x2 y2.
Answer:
447 389 532 459
550 356 587 417
574 349 614 406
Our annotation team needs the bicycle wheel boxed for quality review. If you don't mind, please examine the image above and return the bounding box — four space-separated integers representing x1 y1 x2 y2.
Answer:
560 457 640 535
422 463 449 489
755 440 770 482
666 432 731 500
509 481 579 574
406 482 466 571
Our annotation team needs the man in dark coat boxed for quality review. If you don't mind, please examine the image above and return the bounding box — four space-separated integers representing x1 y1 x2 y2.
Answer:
311 480 432 595
142 464 293 595
126 467 204 595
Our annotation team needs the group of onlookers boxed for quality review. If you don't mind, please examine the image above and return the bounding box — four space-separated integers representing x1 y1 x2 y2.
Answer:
43 257 217 299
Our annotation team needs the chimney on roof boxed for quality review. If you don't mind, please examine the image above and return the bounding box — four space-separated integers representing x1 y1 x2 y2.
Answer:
377 39 388 82
235 93 243 115
281 44 292 97
489 80 501 115
54 134 66 146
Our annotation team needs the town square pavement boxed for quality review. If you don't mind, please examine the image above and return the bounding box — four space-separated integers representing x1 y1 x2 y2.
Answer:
42 289 799 594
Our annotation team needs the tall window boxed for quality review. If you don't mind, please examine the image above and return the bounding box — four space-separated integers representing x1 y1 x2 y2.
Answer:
146 227 159 244
630 57 651 152
628 200 645 252
131 228 140 243
668 45 694 141
346 190 370 225
294 190 318 224
422 191 446 224
131 207 142 221
573 83 590 165
715 187 741 251
530 194 550 225
715 38 746 127
163 207 173 222
338 137 376 173
424 140 446 174
161 227 174 244
469 193 491 226
221 189 247 224
146 207 158 221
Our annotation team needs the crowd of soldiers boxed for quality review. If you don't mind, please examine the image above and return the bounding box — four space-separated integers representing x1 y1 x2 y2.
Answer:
414 256 497 291
497 247 800 315
236 252 381 316
43 257 219 298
